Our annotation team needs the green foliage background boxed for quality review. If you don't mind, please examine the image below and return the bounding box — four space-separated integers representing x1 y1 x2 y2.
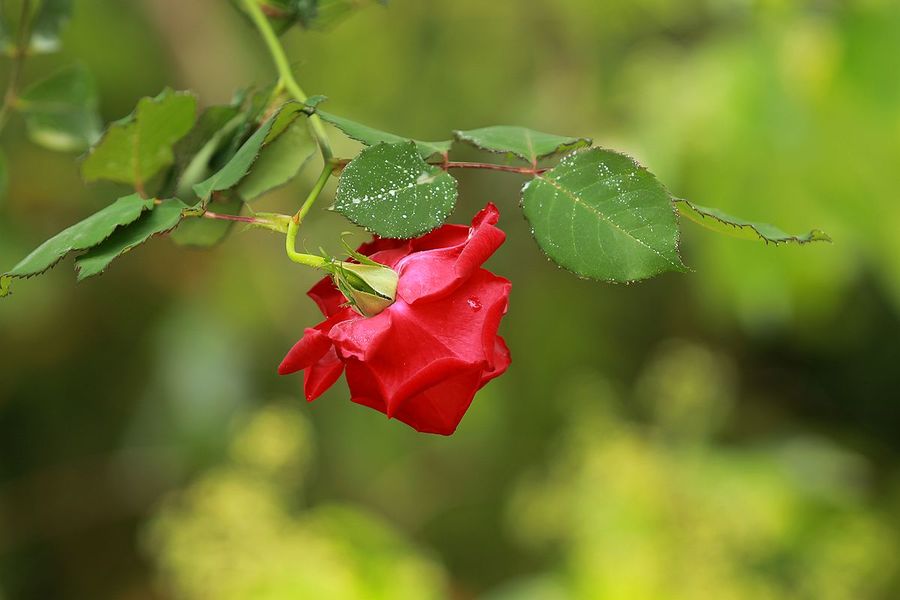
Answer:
1 0 899 598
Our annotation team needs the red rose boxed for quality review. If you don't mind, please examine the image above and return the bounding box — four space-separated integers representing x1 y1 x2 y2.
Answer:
279 203 511 435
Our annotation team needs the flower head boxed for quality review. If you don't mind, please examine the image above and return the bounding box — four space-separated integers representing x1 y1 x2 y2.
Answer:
279 203 511 435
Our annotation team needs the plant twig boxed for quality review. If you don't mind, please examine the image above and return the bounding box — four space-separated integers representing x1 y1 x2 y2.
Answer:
0 0 33 135
442 161 547 175
240 0 333 160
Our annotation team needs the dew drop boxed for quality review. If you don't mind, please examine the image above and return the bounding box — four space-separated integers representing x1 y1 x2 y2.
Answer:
466 297 482 311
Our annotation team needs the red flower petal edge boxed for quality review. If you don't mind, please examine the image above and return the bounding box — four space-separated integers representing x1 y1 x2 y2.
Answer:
279 203 511 435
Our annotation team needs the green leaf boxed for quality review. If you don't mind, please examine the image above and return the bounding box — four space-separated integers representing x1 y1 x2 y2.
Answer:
19 63 101 152
82 89 197 188
220 84 277 160
334 142 457 238
454 126 590 165
171 196 243 247
193 101 305 202
174 104 242 175
521 148 686 282
1 193 153 297
675 198 831 245
173 105 244 199
316 109 451 159
29 0 72 54
75 199 187 280
237 116 316 201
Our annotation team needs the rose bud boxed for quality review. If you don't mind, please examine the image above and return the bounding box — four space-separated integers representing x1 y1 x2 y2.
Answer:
279 203 511 435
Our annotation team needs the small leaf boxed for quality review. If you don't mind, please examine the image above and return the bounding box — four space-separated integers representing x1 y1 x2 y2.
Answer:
75 199 188 280
192 101 305 202
19 63 101 152
29 0 72 54
316 109 451 159
82 89 197 188
521 148 686 282
237 116 316 201
675 198 831 245
454 126 590 165
1 193 153 297
171 196 243 247
334 142 457 238
304 95 327 109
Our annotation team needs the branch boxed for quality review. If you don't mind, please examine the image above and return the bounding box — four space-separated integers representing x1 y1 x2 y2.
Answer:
0 0 33 135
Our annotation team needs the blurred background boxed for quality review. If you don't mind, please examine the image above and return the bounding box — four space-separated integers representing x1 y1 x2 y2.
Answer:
2 0 900 598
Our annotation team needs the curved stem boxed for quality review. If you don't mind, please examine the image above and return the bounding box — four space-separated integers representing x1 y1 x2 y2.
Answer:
240 0 332 160
282 164 334 268
285 218 328 268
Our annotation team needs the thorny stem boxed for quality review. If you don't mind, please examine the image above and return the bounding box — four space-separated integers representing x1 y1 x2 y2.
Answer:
330 157 547 176
240 0 332 160
201 211 264 224
0 0 32 135
442 161 547 175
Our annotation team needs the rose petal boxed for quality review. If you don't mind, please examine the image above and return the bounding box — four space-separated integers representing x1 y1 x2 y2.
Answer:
304 346 344 401
345 358 484 435
307 276 345 318
329 309 394 361
278 327 332 375
390 365 485 435
396 203 505 304
480 336 511 387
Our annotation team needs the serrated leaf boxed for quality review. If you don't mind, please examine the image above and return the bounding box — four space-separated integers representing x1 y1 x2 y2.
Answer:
192 101 305 202
172 105 244 199
521 148 686 282
171 196 243 247
19 63 101 152
29 0 71 54
334 142 457 238
237 116 316 201
1 193 153 297
82 89 197 188
675 198 831 245
316 109 451 159
75 199 187 280
174 104 242 175
220 84 276 160
454 126 590 165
